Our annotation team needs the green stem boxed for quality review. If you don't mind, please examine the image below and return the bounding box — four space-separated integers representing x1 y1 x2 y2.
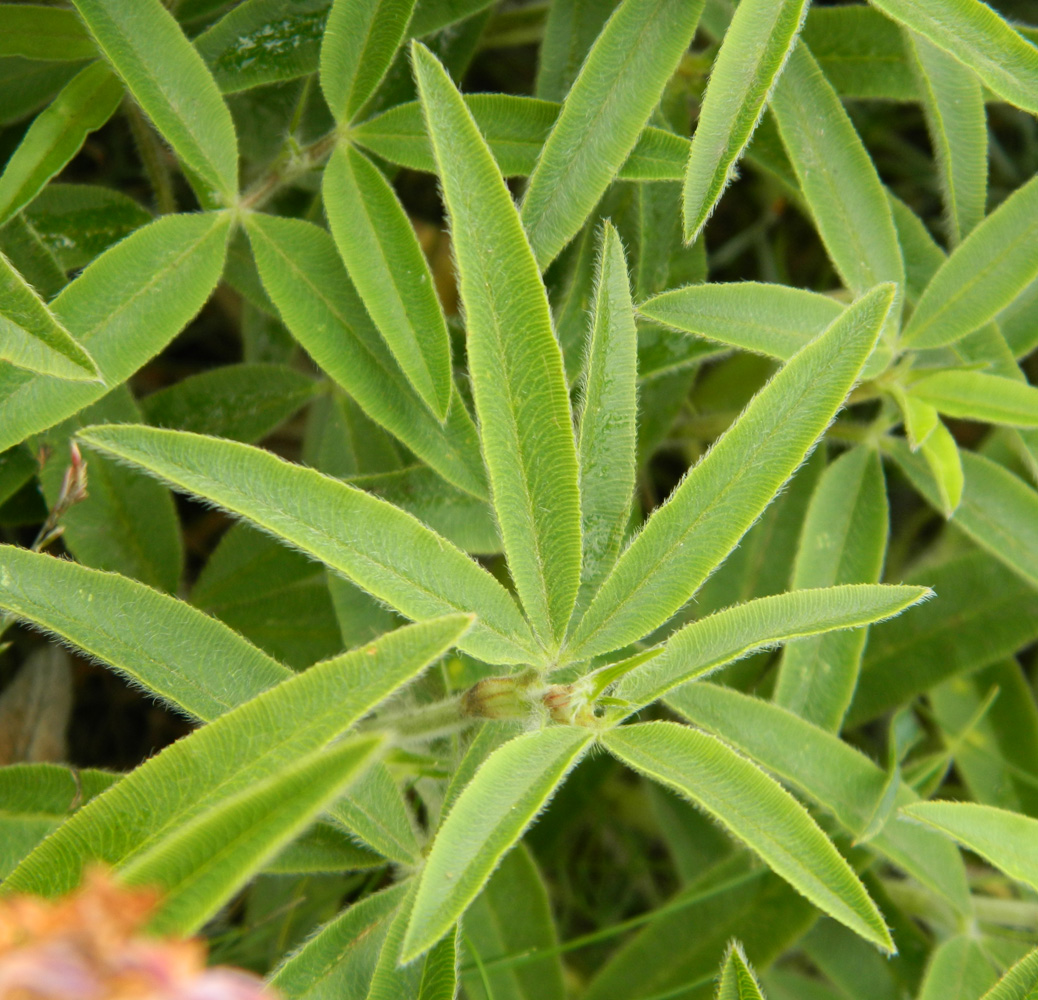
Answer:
360 695 473 741
239 129 340 211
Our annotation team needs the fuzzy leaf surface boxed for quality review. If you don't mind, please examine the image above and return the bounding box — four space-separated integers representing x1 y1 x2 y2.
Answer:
414 42 581 648
682 0 808 242
615 584 927 714
0 212 230 454
603 721 894 952
402 726 593 962
903 173 1038 348
6 614 470 896
76 425 535 664
121 737 381 935
567 283 895 661
520 0 706 267
324 145 451 420
71 0 238 201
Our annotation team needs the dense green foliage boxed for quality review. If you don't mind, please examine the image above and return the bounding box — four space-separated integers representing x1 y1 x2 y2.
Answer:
1 0 1038 997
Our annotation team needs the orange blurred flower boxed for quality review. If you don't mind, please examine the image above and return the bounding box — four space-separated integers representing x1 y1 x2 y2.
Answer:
0 869 275 999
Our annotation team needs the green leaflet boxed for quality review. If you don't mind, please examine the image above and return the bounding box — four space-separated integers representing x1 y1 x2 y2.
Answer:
520 0 705 268
6 613 470 896
602 721 894 953
614 584 927 714
868 0 1038 114
770 44 904 347
333 761 421 865
245 213 487 498
535 0 618 102
22 183 152 272
271 882 410 999
682 0 808 243
566 283 895 662
191 521 343 669
36 387 183 593
800 921 901 1000
0 211 230 454
365 884 426 1000
717 942 767 1000
410 0 494 36
637 281 842 361
140 363 320 443
0 764 118 878
0 213 66 300
666 684 971 912
903 173 1038 348
906 30 987 246
773 448 890 731
401 726 593 961
417 931 459 1000
121 736 382 936
320 0 415 123
413 42 581 649
0 62 123 227
71 0 238 202
195 0 330 94
909 370 1038 427
980 947 1038 1000
0 5 96 61
0 543 288 723
264 824 382 874
850 550 1038 725
353 94 690 183
324 145 451 420
901 801 1038 895
76 424 537 664
461 844 566 1000
574 222 637 616
801 7 917 102
0 250 97 380
919 418 964 515
888 443 1038 589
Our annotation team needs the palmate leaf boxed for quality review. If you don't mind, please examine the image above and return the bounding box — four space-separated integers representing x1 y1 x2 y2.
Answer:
320 0 415 124
520 0 706 268
121 736 382 936
401 726 593 962
6 613 471 897
903 173 1038 348
906 30 987 246
770 44 904 353
351 94 690 182
901 801 1038 894
669 683 971 912
323 145 451 420
868 0 1038 114
682 0 808 243
76 425 537 665
574 221 637 615
717 942 767 1000
245 213 487 498
0 212 230 454
0 250 97 380
637 281 842 361
0 62 123 228
773 448 890 731
602 722 894 953
71 0 237 202
413 42 581 650
612 584 928 715
566 283 896 662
